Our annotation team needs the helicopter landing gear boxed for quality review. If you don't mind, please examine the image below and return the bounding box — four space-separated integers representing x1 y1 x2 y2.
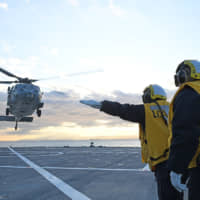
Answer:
15 121 18 130
37 109 41 117
6 108 9 116
39 102 44 108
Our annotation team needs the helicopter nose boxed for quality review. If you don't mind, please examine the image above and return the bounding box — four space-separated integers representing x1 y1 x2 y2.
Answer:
26 93 34 101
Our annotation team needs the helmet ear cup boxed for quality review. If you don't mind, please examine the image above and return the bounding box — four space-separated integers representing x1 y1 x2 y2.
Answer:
175 66 191 86
178 70 187 84
142 88 152 103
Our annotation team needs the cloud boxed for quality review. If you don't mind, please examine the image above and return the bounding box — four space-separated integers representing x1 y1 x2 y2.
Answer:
0 3 8 10
67 0 80 7
109 0 126 17
0 86 175 140
1 42 16 53
0 89 141 134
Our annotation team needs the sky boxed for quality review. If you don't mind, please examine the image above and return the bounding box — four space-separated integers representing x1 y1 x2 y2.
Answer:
0 0 200 142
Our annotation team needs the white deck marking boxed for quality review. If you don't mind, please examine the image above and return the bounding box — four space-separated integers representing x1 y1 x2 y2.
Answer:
0 165 149 172
8 147 91 200
44 166 146 171
0 165 29 169
0 151 63 157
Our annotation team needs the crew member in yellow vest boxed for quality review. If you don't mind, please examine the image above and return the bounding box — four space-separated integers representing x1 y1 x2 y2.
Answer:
168 60 200 200
80 84 182 200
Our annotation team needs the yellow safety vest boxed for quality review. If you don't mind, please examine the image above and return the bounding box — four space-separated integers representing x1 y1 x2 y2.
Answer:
139 100 170 170
168 81 200 169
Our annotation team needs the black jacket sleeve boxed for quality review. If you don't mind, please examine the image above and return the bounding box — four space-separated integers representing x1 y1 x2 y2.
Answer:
100 100 145 125
168 86 200 173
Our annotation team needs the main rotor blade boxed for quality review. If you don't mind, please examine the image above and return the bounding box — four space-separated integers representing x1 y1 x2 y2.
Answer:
29 79 38 82
0 67 39 83
67 69 104 77
39 69 104 81
0 68 21 80
0 68 20 79
0 81 18 84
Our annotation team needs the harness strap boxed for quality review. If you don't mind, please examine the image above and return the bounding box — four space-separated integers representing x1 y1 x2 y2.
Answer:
150 148 169 161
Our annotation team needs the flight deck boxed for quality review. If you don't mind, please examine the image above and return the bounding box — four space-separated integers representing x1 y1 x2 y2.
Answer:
0 147 157 200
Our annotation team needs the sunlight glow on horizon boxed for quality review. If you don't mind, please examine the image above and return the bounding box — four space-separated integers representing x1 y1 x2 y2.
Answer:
0 124 139 142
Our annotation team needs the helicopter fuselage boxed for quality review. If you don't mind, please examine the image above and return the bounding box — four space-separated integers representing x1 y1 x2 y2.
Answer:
7 83 43 121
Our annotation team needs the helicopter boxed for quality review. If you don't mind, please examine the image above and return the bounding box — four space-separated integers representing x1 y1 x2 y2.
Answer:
0 68 44 130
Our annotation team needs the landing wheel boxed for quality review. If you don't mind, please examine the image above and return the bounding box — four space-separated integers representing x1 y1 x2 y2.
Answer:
15 121 18 130
37 109 41 117
6 108 9 116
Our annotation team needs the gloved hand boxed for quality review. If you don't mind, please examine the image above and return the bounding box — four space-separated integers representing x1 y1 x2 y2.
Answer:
80 100 102 109
170 171 187 192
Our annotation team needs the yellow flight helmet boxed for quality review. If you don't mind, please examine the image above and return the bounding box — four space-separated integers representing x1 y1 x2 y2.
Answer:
142 84 167 103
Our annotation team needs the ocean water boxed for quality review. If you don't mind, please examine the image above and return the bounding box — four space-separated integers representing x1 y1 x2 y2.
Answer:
0 139 140 147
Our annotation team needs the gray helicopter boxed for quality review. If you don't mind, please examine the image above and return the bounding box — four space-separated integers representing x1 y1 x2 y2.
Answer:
0 68 44 130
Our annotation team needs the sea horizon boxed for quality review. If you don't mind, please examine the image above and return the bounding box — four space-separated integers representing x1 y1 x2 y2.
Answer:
0 139 141 148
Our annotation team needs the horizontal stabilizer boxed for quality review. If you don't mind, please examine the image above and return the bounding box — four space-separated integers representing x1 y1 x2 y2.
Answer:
0 116 33 122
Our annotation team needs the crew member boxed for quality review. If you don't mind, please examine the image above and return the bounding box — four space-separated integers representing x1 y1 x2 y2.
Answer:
168 60 200 200
80 84 181 200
